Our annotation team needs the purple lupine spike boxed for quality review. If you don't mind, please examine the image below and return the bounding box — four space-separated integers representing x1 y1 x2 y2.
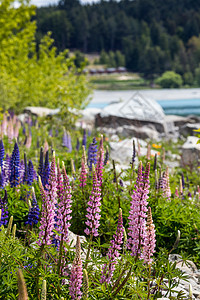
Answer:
9 142 20 187
56 161 72 246
22 126 26 135
104 146 109 166
127 162 150 258
142 207 156 264
42 150 50 189
0 140 4 169
38 152 57 246
100 208 124 284
49 128 53 137
25 187 40 226
79 158 87 189
88 137 98 172
38 147 44 179
0 189 8 226
0 167 4 189
27 160 35 186
63 129 68 147
76 138 80 152
67 132 72 153
181 173 185 189
69 236 83 300
82 129 87 148
84 165 101 237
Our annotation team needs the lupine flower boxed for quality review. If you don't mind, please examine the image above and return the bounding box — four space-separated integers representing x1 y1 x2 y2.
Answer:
179 178 183 195
10 142 20 187
38 147 44 179
63 129 68 147
100 208 124 284
27 160 35 186
0 140 4 168
7 119 14 142
82 129 87 148
14 120 21 139
142 207 156 264
154 169 159 190
131 139 136 167
69 236 83 300
44 140 49 154
56 160 63 201
25 187 40 226
88 137 98 172
104 145 109 166
76 138 80 152
79 158 87 189
82 146 88 171
146 143 151 160
153 153 157 171
56 162 72 247
0 189 8 226
85 165 101 237
42 150 50 188
67 131 72 153
38 153 57 246
1 114 7 136
0 167 4 189
96 149 104 185
25 132 32 149
3 154 10 185
175 187 179 197
127 162 150 258
49 128 53 137
181 173 185 190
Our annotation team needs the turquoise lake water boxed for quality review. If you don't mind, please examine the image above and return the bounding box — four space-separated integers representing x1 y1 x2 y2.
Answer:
87 97 200 115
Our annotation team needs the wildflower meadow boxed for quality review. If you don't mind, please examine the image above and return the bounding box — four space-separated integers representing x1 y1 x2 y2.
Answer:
0 112 200 299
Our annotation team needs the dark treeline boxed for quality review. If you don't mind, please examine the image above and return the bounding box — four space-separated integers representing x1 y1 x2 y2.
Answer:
36 0 200 78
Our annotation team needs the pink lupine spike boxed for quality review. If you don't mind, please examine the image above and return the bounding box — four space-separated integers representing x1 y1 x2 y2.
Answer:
162 166 171 200
57 159 64 201
14 120 21 139
79 158 87 189
37 152 57 246
100 208 124 284
127 162 150 258
1 114 7 136
25 133 32 149
69 236 83 300
84 164 101 237
175 187 179 197
7 119 14 143
56 161 72 245
96 149 104 185
142 206 156 264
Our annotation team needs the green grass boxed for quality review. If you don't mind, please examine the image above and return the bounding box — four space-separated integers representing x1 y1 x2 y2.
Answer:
89 73 150 90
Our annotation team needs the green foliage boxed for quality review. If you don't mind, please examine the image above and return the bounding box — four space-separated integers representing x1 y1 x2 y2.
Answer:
156 71 183 88
99 50 126 67
0 0 90 125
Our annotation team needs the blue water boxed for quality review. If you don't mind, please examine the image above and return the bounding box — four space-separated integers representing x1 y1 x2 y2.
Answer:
88 98 200 115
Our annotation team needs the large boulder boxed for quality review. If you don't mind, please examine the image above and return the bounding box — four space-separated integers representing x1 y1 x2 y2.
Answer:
95 93 167 135
181 136 200 167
